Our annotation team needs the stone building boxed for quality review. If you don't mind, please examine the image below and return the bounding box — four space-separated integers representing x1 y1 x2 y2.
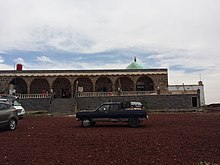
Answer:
0 58 168 98
0 58 202 112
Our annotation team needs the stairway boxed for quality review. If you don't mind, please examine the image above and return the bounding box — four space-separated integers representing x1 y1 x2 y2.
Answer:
49 98 75 113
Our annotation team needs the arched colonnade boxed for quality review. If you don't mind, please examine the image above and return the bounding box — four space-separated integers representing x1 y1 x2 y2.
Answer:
8 75 156 98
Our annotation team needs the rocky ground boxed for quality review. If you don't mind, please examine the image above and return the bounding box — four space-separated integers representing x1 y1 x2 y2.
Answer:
0 111 220 165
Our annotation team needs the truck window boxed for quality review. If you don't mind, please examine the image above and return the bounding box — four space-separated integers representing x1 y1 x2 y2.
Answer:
98 104 110 112
110 104 121 112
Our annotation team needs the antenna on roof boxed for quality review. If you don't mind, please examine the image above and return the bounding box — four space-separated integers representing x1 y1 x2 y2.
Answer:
199 74 202 81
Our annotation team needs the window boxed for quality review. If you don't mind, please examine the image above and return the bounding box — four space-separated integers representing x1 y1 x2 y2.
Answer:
98 104 110 112
0 103 10 110
110 104 121 111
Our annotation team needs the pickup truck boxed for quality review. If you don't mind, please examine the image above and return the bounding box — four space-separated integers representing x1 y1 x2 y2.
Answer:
75 102 148 127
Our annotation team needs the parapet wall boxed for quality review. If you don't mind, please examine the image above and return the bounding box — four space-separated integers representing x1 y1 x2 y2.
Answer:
19 98 50 111
76 94 199 111
19 94 199 112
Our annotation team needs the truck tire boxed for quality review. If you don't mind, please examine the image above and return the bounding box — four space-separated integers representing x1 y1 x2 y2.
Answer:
128 117 140 128
81 119 92 127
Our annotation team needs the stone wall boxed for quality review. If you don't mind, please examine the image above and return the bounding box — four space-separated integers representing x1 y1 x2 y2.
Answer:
19 98 50 111
19 94 199 112
76 94 199 111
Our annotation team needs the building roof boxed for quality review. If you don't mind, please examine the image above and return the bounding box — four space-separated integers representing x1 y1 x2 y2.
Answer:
0 69 167 77
126 57 145 69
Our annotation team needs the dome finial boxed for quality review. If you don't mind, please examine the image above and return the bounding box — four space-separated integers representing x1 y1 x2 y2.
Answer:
126 56 145 69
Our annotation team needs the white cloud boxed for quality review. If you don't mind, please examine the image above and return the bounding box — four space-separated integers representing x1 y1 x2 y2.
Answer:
0 63 13 70
1 0 220 53
0 56 4 63
0 56 13 69
36 56 52 63
13 58 25 64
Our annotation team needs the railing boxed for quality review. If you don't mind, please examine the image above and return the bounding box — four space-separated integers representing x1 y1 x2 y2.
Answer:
77 91 157 97
77 90 197 97
0 90 198 99
12 94 50 99
168 90 197 95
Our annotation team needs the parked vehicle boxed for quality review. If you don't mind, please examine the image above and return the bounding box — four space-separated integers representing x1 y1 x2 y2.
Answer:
0 102 19 131
0 95 18 101
12 100 25 119
0 98 25 119
76 102 148 128
0 98 11 104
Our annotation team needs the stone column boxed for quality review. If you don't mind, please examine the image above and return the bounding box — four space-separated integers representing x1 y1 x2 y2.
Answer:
71 83 74 98
133 76 140 91
110 76 118 91
23 77 32 94
90 77 98 92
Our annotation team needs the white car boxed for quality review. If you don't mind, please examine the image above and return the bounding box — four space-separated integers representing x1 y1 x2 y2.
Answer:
12 100 25 119
0 99 25 119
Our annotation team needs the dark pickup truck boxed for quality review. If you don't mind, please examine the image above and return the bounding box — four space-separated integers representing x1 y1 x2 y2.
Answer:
75 102 148 127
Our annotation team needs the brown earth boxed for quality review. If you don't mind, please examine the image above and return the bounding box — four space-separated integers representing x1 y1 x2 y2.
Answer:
0 111 220 165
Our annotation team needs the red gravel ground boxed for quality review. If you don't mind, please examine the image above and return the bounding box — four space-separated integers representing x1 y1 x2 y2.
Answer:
0 111 220 165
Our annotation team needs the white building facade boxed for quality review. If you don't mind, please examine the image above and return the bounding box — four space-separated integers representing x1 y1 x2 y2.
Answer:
168 81 205 106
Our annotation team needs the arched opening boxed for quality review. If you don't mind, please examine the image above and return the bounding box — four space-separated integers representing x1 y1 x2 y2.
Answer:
74 77 93 93
10 78 27 94
95 77 112 92
136 76 154 91
52 78 71 98
30 78 49 94
115 77 133 91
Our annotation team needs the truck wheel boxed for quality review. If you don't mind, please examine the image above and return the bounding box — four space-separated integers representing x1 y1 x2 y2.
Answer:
81 119 92 127
8 118 17 131
128 117 140 128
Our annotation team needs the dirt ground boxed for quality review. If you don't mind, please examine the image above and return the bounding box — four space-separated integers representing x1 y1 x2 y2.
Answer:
0 111 220 165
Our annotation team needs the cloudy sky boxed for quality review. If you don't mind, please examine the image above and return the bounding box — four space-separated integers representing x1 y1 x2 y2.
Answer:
0 0 220 104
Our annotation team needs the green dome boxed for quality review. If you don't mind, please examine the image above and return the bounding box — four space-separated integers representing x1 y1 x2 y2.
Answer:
126 57 145 69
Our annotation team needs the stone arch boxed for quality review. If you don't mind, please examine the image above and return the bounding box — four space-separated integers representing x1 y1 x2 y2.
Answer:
74 77 93 93
136 76 154 91
30 78 49 94
115 77 133 91
10 78 27 94
52 77 71 98
95 77 112 92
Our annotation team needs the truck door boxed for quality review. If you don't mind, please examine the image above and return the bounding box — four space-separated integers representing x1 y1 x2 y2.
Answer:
108 104 123 119
95 104 111 121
